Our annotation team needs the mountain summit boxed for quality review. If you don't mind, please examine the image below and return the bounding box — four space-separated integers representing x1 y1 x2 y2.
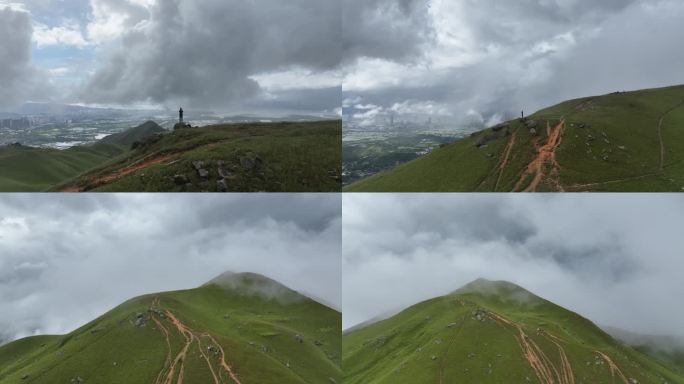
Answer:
0 272 341 384
343 279 684 383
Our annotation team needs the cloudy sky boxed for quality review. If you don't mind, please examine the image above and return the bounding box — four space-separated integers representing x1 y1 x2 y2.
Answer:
343 0 684 127
343 194 684 338
0 194 341 343
0 0 340 114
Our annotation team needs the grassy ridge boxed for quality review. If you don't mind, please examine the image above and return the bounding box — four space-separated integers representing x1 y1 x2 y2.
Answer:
0 273 341 384
343 280 684 384
57 120 342 192
0 120 341 192
346 84 684 192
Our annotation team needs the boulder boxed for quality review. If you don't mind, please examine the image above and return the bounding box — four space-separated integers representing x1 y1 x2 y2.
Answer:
526 120 538 129
173 174 189 185
192 161 205 171
217 179 228 192
240 153 263 170
529 128 537 136
198 169 210 179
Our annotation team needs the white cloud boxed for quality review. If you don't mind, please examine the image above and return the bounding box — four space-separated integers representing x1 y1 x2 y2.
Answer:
33 20 89 48
343 194 684 337
0 194 341 342
250 67 342 92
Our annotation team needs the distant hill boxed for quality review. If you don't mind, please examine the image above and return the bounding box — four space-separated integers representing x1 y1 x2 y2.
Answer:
100 120 166 147
343 279 684 383
0 120 341 192
0 272 341 384
347 84 684 192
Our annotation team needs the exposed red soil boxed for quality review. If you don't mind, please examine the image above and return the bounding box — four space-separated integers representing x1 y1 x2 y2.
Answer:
513 120 565 192
150 298 243 384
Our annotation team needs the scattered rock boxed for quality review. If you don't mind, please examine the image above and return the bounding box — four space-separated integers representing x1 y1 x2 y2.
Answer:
476 132 499 147
294 334 304 343
618 145 627 151
240 153 263 170
492 123 509 132
314 340 324 346
173 174 189 185
192 161 205 170
217 179 228 192
198 168 210 179
526 120 538 129
529 128 537 136
431 355 437 361
328 378 337 384
70 377 84 384
447 322 457 328
21 374 30 380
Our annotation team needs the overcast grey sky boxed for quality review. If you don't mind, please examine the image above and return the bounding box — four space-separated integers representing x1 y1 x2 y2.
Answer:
0 194 341 344
343 0 684 127
0 0 340 114
343 194 684 337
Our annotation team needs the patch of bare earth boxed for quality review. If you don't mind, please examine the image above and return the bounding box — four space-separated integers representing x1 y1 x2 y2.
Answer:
513 121 565 192
150 298 243 384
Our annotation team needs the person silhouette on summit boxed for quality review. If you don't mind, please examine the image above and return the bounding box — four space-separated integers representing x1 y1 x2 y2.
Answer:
179 107 184 124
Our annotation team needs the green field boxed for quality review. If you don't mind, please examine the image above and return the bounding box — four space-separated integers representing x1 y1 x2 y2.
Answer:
343 279 684 384
346 84 684 192
0 273 341 384
0 120 341 192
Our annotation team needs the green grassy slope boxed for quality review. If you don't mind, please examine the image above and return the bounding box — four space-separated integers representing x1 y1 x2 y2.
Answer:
56 120 342 192
343 279 684 384
346 84 684 192
0 272 341 384
0 143 126 192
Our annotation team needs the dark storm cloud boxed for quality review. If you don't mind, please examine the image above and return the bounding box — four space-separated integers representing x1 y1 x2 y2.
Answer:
0 6 51 108
79 0 341 110
0 194 341 343
342 0 432 63
343 194 684 339
343 0 684 124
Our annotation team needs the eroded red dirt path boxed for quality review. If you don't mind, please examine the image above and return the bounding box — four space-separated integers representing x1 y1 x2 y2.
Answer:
494 131 517 192
595 350 629 384
514 120 565 192
59 153 178 192
150 298 243 384
490 312 577 384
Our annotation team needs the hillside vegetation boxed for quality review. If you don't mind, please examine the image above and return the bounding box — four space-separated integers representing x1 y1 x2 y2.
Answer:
346 85 684 192
343 279 684 384
0 272 341 384
0 120 341 192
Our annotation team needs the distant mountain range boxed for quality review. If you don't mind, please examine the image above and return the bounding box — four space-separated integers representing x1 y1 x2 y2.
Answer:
343 279 684 383
347 84 684 192
0 272 341 384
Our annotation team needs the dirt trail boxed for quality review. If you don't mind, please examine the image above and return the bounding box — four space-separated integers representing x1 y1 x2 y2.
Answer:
565 173 659 191
490 312 575 384
513 120 565 192
59 153 178 192
657 100 684 171
595 351 629 384
494 131 517 191
542 332 575 384
150 298 242 384
206 334 244 384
